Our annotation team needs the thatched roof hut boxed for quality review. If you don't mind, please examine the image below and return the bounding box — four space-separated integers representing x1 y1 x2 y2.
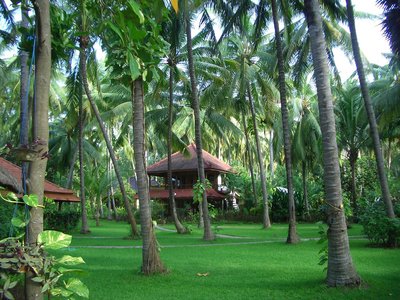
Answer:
0 157 79 202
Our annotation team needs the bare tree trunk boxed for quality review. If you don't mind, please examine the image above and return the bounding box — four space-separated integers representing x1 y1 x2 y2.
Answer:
168 64 187 234
80 37 139 238
185 9 214 240
345 0 396 224
247 86 271 228
271 0 299 243
25 1 51 299
133 79 165 274
304 0 360 286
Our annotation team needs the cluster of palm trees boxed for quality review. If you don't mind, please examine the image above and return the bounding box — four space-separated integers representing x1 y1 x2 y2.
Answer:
0 0 399 294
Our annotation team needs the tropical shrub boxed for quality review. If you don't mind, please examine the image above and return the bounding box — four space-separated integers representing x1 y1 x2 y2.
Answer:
359 200 400 246
269 187 304 222
44 209 81 232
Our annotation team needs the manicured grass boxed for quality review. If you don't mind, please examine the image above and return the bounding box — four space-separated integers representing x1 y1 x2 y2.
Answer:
61 220 400 299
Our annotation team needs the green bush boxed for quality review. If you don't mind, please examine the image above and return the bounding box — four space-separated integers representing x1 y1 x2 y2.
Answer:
359 200 400 246
44 209 80 232
270 187 304 222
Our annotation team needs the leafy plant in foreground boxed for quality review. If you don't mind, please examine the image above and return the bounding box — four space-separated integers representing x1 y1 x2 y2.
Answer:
0 192 89 299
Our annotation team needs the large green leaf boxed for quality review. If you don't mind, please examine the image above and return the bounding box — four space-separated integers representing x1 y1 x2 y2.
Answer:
107 22 125 44
38 231 72 250
65 278 89 298
22 194 39 207
128 52 141 81
57 255 85 266
11 217 27 228
128 0 145 24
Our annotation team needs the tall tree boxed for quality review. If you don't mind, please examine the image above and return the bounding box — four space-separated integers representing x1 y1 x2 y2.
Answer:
345 0 396 225
247 84 271 228
271 0 299 242
304 0 360 286
77 0 90 234
25 1 51 299
79 22 140 238
133 78 165 274
335 81 368 213
166 10 188 234
184 1 214 240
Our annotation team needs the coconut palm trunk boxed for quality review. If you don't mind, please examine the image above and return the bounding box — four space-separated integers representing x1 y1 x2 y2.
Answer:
25 1 51 299
349 149 358 214
302 161 310 220
79 37 139 238
304 0 360 286
66 144 78 189
345 0 396 223
78 62 90 233
242 111 258 205
269 130 274 180
185 6 214 240
168 64 187 234
132 78 165 274
247 86 271 228
271 0 299 243
20 0 29 147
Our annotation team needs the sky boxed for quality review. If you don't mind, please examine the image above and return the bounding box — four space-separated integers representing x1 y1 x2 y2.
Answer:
1 0 391 81
334 0 391 80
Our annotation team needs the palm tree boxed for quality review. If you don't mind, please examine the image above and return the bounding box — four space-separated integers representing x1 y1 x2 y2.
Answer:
221 33 275 228
335 80 369 213
184 2 214 240
79 28 140 238
304 0 360 286
133 78 165 274
292 93 321 220
345 0 396 227
271 0 299 243
25 1 51 299
164 9 188 234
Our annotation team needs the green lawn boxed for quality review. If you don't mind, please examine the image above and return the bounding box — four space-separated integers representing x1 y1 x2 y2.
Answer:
61 220 400 300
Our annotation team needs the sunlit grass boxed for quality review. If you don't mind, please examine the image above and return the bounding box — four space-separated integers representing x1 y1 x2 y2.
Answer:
62 220 399 299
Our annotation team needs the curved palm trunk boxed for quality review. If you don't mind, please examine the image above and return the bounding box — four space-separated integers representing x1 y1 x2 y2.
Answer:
80 40 139 238
25 1 51 299
78 68 90 233
271 0 299 243
185 8 214 240
269 130 274 180
242 111 258 205
304 0 360 286
345 0 396 222
168 65 187 234
247 86 271 228
133 79 165 274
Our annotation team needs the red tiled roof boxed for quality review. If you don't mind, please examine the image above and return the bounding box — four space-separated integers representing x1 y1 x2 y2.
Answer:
148 188 226 200
147 144 233 175
0 157 80 202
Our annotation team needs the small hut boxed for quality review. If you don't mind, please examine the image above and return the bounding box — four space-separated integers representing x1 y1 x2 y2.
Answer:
0 157 80 203
145 144 233 209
